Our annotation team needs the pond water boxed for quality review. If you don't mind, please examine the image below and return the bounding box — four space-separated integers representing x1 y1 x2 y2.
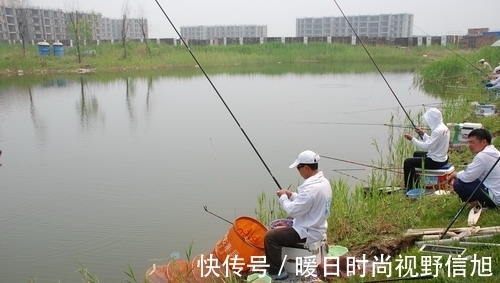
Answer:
0 71 441 283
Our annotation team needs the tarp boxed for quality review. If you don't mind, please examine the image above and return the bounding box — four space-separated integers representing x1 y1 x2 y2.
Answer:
491 39 500 47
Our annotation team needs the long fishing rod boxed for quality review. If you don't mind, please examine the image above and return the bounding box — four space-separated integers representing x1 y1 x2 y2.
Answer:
331 0 422 139
343 102 444 115
414 25 488 77
332 169 367 183
322 155 402 174
439 156 500 239
302 121 421 129
153 0 282 190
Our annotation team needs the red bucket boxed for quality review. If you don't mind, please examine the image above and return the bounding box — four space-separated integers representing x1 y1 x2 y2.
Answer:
214 216 268 272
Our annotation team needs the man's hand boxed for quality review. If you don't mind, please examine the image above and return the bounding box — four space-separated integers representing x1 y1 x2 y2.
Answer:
414 127 425 136
277 189 292 198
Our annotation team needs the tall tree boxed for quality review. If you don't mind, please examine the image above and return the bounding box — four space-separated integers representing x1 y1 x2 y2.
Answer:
121 1 130 59
16 0 31 55
139 17 150 55
68 11 95 63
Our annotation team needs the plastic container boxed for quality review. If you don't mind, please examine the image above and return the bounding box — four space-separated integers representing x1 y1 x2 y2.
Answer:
406 188 426 199
37 41 50 56
214 216 268 272
52 41 64 56
327 245 349 257
247 273 272 283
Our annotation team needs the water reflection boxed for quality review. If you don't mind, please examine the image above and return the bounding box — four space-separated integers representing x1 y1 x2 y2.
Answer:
28 86 47 145
77 77 103 129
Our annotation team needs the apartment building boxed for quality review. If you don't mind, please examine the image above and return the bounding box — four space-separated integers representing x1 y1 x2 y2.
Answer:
296 13 413 38
180 25 267 40
0 2 147 42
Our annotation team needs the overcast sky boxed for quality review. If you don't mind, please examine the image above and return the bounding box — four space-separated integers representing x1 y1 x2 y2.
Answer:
26 0 499 38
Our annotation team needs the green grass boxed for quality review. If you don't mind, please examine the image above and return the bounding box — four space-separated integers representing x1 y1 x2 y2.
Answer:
0 41 455 77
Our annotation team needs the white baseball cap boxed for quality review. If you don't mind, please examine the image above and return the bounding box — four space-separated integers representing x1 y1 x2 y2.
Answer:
289 150 320 168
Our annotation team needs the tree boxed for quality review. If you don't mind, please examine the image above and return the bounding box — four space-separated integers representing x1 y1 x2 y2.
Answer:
16 0 31 56
138 7 150 56
121 1 130 59
68 11 96 63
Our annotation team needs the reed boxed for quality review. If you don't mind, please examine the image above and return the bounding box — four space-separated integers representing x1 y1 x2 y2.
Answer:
76 259 101 283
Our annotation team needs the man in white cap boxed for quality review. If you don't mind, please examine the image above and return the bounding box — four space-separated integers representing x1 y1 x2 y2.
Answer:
479 59 492 72
264 150 332 280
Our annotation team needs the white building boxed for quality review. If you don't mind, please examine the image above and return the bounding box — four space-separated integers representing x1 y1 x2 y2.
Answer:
296 14 413 38
180 25 267 40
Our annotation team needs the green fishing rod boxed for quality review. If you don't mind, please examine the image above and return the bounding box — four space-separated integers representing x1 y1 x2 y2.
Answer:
331 0 423 139
153 0 282 190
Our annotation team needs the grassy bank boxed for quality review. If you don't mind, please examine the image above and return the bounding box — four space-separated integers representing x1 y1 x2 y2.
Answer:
0 41 461 76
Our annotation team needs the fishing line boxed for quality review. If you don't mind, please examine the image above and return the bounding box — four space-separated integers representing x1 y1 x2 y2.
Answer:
331 0 422 139
153 0 282 189
439 156 500 239
322 155 403 174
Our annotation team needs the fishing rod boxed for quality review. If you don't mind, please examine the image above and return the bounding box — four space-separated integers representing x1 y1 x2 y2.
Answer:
322 155 402 174
343 103 444 115
301 121 422 129
414 25 488 77
153 0 282 190
331 0 422 139
203 205 233 225
439 156 500 239
332 169 367 183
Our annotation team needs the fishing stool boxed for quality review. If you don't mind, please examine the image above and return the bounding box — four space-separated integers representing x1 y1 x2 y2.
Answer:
415 163 455 190
281 234 328 275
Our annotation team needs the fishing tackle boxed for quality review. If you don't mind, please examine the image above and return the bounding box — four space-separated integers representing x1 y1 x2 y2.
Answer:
154 0 282 189
332 169 367 183
342 102 444 115
203 205 233 225
331 0 422 139
322 155 402 174
303 121 420 129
